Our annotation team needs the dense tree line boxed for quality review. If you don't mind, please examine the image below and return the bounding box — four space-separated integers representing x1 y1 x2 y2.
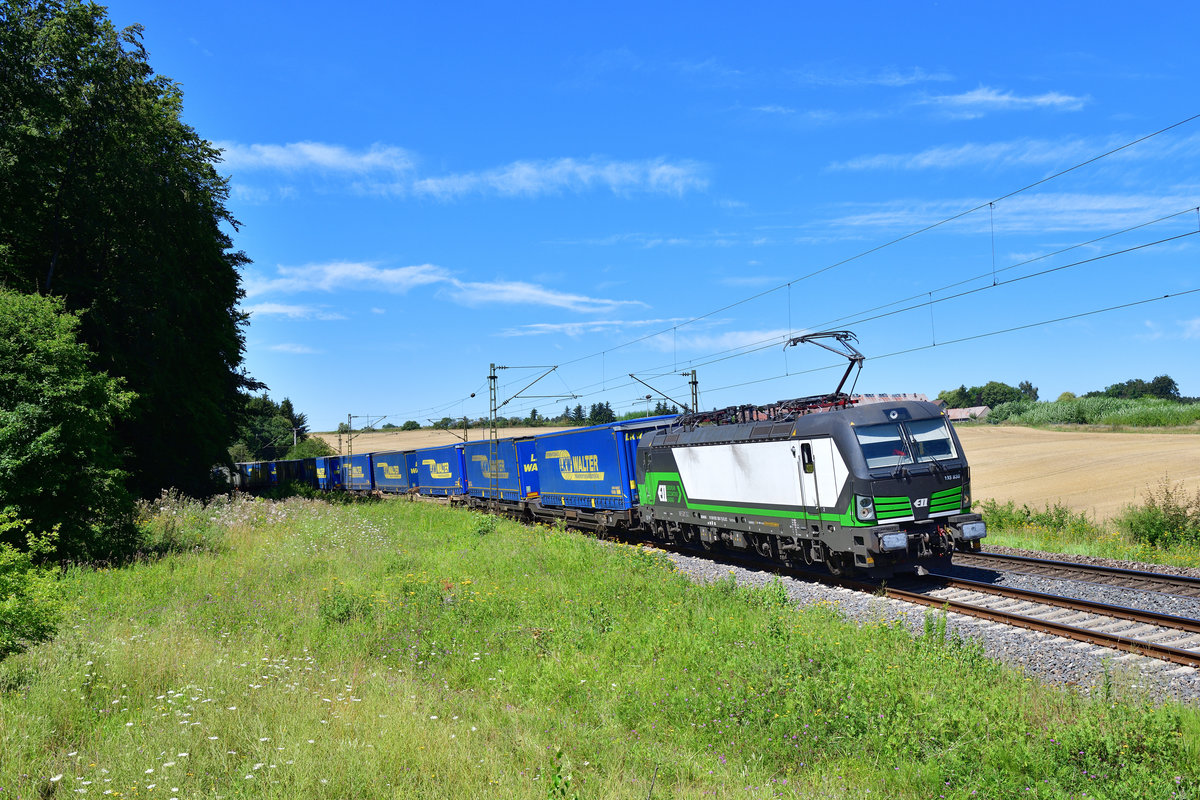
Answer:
1 0 258 502
228 394 330 462
1085 376 1180 401
938 375 1184 408
936 381 1038 409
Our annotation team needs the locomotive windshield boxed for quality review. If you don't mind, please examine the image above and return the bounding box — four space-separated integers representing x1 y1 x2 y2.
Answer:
855 419 958 469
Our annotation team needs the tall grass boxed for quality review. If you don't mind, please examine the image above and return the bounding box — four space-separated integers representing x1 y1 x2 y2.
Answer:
2 497 1198 798
989 397 1200 427
980 488 1200 567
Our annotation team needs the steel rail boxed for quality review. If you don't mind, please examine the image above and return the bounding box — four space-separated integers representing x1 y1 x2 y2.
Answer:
926 574 1200 635
840 577 1200 669
955 551 1200 596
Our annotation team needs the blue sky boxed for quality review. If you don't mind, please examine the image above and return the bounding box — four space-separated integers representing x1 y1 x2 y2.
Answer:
104 1 1200 429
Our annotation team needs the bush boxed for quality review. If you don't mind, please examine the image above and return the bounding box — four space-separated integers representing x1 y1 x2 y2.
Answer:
135 490 229 556
983 396 1200 427
1115 477 1200 548
0 512 64 660
0 289 136 560
979 498 1101 537
284 437 335 459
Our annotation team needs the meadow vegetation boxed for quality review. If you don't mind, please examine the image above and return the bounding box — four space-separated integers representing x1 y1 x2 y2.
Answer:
981 476 1200 567
986 396 1200 428
2 495 1198 798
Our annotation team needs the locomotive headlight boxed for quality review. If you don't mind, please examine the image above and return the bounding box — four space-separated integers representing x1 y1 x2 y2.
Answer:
879 531 908 551
855 495 875 522
960 521 987 540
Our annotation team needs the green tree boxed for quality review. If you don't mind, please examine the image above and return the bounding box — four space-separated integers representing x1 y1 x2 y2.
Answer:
0 1 258 498
1057 391 1077 402
587 402 616 425
284 437 335 459
1149 375 1180 400
279 397 309 439
936 381 1024 408
401 420 421 431
231 393 294 461
937 385 972 408
1018 381 1039 401
0 289 135 559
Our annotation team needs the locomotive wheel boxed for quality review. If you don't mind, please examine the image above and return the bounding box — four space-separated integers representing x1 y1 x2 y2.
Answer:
823 546 853 577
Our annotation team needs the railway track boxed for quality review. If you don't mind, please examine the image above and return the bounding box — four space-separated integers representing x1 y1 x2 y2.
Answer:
870 575 1200 669
645 540 1200 670
948 550 1200 598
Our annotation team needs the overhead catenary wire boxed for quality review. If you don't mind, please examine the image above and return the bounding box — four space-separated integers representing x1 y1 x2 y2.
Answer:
378 114 1200 421
546 113 1200 373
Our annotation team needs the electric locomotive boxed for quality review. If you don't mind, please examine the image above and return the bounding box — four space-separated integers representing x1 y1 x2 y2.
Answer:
636 398 985 577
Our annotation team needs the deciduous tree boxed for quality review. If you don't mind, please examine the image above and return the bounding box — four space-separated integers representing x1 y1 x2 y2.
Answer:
0 289 135 559
1 0 259 498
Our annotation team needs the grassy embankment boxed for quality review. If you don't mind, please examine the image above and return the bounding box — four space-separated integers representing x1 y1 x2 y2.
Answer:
2 495 1198 799
980 478 1200 568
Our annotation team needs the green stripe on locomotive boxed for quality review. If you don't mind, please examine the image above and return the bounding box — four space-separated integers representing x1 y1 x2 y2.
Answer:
640 469 865 528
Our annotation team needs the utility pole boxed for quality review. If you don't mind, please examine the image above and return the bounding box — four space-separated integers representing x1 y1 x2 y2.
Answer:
681 369 699 412
489 363 575 511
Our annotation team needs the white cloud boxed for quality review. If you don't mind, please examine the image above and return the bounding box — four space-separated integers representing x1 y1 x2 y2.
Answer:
1179 318 1200 339
242 302 346 320
500 318 686 337
829 138 1099 171
268 343 322 354
646 326 794 354
243 262 448 297
411 157 707 200
924 86 1088 118
218 141 414 173
549 229 764 248
370 307 386 314
832 132 1200 172
790 66 954 87
219 141 707 201
244 260 643 314
824 192 1200 233
446 280 647 314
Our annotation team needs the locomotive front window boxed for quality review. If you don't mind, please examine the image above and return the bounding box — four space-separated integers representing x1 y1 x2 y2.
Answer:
907 418 958 462
855 423 912 469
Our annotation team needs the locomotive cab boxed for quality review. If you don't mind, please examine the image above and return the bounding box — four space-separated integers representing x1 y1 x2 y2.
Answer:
844 404 986 572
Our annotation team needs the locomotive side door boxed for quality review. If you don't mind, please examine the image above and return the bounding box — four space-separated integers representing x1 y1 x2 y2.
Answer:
796 440 819 535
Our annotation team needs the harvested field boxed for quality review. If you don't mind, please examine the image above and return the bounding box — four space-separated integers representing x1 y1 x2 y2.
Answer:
316 425 1200 522
956 425 1200 521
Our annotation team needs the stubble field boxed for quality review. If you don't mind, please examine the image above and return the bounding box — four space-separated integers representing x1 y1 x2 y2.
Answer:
318 425 1200 522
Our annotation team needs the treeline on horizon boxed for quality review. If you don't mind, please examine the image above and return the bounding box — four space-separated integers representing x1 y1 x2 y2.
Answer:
936 374 1192 409
338 401 684 435
937 375 1200 427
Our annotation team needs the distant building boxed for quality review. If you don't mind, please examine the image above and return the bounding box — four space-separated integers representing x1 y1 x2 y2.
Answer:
946 405 991 422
